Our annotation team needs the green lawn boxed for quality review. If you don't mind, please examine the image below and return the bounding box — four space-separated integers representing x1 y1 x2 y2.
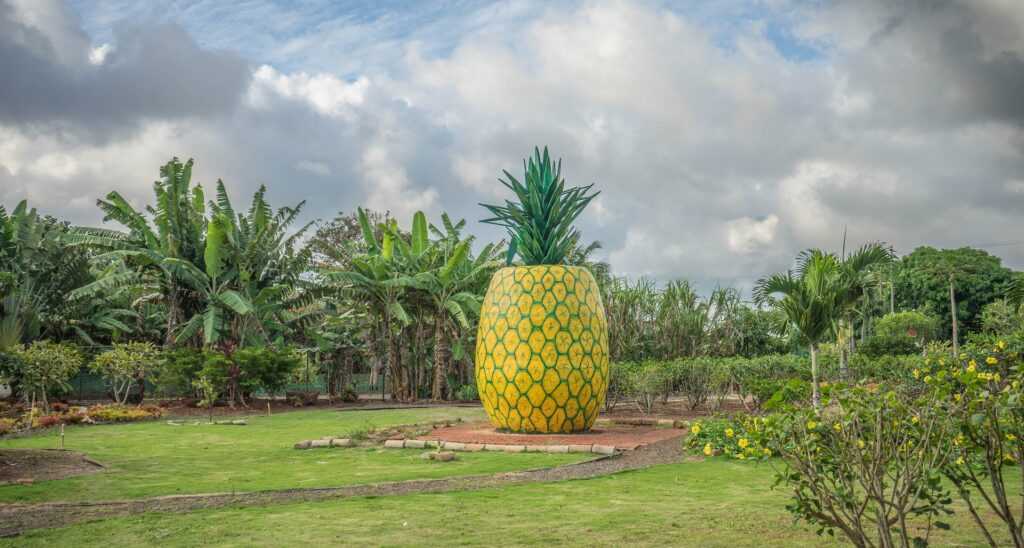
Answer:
0 407 585 503
4 458 1010 547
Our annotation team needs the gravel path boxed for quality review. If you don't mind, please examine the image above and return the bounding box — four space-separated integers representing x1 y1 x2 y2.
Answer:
0 436 685 537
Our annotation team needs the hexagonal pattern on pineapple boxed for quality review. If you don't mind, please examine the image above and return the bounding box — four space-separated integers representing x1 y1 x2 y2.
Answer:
475 265 609 433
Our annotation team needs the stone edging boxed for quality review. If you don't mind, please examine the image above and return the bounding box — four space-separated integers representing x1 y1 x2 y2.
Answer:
381 439 617 455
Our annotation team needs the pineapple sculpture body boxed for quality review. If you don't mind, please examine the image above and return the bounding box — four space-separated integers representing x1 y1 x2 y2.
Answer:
476 265 608 432
477 147 607 433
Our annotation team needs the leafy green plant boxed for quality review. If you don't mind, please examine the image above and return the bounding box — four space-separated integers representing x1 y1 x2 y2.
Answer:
90 341 162 404
454 383 478 401
8 340 83 410
763 384 956 547
685 416 769 460
480 147 599 265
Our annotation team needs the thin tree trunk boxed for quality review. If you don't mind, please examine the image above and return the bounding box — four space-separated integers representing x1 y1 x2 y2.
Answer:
889 282 895 315
810 343 821 412
432 312 450 401
949 274 959 358
386 327 401 401
164 285 181 347
839 319 849 380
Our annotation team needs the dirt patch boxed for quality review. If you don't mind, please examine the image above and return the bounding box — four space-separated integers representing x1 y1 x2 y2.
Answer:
0 449 103 485
603 398 749 421
0 436 684 538
416 421 686 450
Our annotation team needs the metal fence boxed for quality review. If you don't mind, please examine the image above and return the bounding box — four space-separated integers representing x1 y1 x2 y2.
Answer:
64 371 382 402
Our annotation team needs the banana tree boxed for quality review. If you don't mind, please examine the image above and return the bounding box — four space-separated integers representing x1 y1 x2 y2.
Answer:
323 208 413 400
400 213 501 400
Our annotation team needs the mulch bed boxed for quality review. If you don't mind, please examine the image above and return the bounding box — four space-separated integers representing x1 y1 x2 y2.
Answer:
415 421 686 450
0 449 103 485
603 398 750 421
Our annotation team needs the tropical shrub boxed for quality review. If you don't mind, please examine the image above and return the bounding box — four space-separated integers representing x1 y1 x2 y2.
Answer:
631 361 669 414
90 342 162 404
454 383 478 402
936 334 1024 547
858 335 920 358
604 361 637 412
153 348 209 397
762 384 957 547
674 357 716 411
6 341 83 409
685 416 770 460
231 346 302 398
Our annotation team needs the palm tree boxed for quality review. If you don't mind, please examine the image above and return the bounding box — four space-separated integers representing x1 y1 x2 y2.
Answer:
754 250 845 411
834 243 894 377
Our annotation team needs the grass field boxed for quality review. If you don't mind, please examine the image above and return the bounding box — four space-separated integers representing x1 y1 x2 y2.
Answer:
4 457 1013 547
0 407 585 503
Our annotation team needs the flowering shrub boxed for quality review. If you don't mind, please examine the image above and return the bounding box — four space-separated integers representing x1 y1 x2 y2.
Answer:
928 334 1024 547
0 418 16 435
762 383 956 547
685 416 772 460
86 404 163 423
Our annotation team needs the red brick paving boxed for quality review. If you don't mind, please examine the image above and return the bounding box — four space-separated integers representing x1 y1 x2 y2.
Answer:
416 421 686 450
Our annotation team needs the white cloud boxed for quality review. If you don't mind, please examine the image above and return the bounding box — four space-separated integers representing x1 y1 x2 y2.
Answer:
248 65 369 119
726 215 780 255
3 0 1024 295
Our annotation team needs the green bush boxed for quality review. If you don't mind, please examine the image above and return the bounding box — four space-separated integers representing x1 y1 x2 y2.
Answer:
674 357 715 411
685 416 770 460
153 348 209 397
858 335 919 357
605 361 637 412
90 341 161 404
631 360 669 414
231 346 301 398
454 383 479 401
7 341 83 409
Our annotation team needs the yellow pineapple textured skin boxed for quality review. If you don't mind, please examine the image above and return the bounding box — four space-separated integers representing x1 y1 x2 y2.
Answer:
475 265 609 433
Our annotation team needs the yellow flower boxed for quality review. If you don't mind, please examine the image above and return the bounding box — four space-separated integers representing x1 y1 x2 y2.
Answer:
987 356 998 365
967 362 977 373
703 443 713 456
913 369 921 379
1007 434 1017 442
738 438 750 449
833 423 842 432
806 421 817 430
956 457 965 466
954 393 962 402
857 439 865 449
924 375 932 384
763 447 772 457
998 340 1007 350
911 415 920 424
691 423 701 435
725 428 734 438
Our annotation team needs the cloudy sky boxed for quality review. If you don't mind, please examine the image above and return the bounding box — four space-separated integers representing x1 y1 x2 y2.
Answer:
3 0 1024 293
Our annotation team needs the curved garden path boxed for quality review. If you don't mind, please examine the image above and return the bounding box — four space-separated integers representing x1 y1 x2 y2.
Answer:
0 436 684 537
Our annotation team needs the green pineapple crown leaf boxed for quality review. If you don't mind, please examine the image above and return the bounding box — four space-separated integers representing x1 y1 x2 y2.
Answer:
480 146 599 266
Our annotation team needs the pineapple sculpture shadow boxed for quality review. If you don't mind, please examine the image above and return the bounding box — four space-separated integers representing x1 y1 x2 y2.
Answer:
476 147 607 433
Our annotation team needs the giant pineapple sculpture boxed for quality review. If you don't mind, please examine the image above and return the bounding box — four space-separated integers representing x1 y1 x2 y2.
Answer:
476 148 608 433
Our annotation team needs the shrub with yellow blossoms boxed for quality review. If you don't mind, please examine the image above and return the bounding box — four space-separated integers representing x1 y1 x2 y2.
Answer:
684 416 771 461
